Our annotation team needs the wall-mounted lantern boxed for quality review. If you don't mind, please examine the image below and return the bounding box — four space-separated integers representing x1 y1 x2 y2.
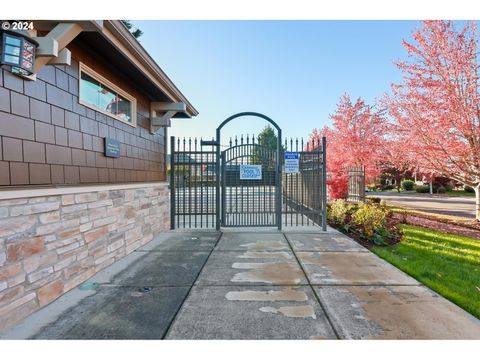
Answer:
0 30 39 77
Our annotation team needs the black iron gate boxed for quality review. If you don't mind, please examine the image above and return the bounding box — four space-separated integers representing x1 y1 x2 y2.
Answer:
221 137 280 227
170 112 327 231
282 137 327 227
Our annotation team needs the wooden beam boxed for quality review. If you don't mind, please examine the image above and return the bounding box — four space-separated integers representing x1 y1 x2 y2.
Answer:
32 23 84 74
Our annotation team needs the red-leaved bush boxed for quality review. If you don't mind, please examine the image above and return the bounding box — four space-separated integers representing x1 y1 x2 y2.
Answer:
309 94 387 200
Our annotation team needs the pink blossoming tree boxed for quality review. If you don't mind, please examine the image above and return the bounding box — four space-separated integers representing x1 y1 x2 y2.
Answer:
386 20 480 220
309 94 387 199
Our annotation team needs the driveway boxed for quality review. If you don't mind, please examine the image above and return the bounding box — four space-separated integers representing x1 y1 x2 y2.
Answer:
369 191 476 219
2 228 480 339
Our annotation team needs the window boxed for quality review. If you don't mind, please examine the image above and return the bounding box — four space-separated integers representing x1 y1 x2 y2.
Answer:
79 63 136 126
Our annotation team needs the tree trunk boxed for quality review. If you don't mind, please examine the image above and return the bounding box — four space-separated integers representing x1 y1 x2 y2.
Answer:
429 181 433 195
475 185 480 221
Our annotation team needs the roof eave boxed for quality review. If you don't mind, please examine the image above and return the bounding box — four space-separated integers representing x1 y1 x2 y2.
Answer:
102 20 198 118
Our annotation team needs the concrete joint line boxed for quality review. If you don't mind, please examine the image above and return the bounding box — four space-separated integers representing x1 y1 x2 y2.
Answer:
290 250 370 253
96 284 195 289
162 232 225 339
312 283 425 287
134 249 206 253
282 233 341 339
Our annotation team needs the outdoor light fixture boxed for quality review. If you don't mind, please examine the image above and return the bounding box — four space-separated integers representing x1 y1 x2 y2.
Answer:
0 30 38 77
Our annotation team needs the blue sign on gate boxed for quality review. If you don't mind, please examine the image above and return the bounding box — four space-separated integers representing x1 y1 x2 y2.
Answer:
240 164 262 180
284 152 300 173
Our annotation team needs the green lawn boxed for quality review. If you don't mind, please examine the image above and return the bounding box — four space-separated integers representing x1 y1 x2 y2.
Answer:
372 225 480 319
445 190 476 197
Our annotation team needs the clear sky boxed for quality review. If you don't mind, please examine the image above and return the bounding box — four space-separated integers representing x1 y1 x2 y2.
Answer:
133 20 419 146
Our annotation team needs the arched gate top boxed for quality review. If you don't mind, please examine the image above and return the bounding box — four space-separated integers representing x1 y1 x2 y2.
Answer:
216 112 281 134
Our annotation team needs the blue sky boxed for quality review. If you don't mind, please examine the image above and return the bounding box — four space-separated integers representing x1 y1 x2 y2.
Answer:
134 20 419 145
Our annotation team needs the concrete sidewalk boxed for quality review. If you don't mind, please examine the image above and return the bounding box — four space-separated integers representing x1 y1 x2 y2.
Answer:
2 228 480 339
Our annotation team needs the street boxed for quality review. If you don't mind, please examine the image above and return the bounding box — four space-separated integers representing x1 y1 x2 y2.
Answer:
369 192 476 219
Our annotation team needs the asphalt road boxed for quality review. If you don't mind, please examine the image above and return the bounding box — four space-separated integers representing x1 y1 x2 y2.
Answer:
369 191 476 219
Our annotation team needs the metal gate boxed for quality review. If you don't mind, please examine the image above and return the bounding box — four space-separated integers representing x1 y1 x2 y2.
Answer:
221 136 280 227
282 137 326 228
170 112 327 231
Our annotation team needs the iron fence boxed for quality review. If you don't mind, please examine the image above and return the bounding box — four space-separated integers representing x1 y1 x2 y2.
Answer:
170 135 327 230
282 137 326 228
347 165 366 203
170 136 217 229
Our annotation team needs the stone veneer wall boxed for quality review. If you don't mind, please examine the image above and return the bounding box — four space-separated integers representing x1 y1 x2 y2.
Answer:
0 183 169 332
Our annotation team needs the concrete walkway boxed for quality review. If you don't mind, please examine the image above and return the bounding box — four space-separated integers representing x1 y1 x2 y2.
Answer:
2 227 480 339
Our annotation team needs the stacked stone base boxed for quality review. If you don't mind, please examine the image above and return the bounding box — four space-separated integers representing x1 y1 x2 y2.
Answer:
0 183 169 332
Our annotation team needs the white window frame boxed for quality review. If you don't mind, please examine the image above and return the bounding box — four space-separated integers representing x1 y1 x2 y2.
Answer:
79 62 137 127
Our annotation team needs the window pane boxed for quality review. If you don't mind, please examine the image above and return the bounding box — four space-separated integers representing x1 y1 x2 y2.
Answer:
80 71 132 123
5 45 20 56
113 93 132 122
5 35 21 46
3 54 19 64
80 72 102 109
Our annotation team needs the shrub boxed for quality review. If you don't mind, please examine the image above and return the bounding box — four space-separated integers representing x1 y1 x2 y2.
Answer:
327 199 350 224
367 196 381 204
352 203 388 238
464 185 475 193
381 184 394 191
436 186 446 194
327 175 348 200
416 185 430 193
444 184 453 192
401 180 415 191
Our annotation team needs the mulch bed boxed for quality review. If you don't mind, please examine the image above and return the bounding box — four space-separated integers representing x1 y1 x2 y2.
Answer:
392 212 480 240
328 214 402 249
329 210 480 249
328 222 373 249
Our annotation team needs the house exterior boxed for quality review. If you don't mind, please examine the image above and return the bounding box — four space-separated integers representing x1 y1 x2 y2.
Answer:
0 20 197 332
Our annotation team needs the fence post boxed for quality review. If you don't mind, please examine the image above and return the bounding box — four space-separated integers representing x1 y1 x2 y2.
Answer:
170 136 176 230
215 128 221 230
361 165 366 202
277 129 282 230
321 137 327 231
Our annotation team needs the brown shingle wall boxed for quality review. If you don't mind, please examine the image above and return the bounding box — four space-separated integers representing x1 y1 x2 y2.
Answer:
0 43 166 187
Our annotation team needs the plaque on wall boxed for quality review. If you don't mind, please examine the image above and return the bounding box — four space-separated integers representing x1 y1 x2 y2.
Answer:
104 137 120 158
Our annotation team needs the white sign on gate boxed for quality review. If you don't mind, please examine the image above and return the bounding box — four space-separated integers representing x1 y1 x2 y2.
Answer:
284 152 300 173
240 164 262 180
